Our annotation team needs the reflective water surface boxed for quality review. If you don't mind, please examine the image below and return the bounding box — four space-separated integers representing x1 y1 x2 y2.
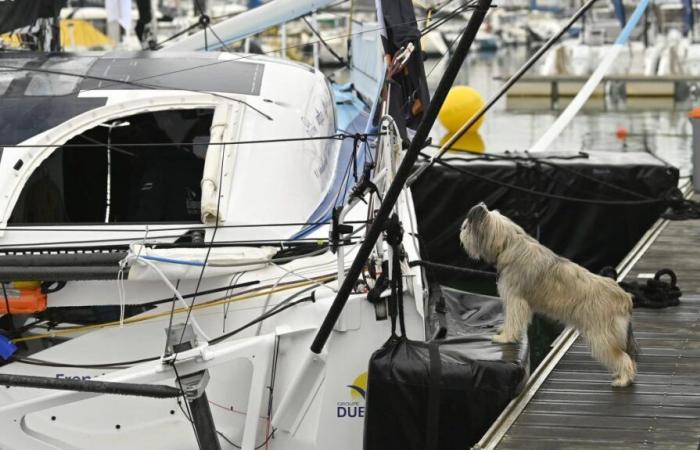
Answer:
425 47 694 177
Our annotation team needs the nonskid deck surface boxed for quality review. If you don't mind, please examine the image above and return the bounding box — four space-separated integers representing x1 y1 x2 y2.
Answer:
492 217 700 450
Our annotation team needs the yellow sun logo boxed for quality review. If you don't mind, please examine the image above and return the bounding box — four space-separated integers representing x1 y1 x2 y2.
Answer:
347 372 368 400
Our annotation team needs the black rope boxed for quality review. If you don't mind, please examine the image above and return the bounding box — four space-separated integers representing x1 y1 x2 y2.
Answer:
1 282 12 318
350 133 367 182
408 260 497 278
431 149 655 202
0 237 363 251
424 156 665 206
600 267 681 309
0 132 381 148
209 294 315 344
179 135 227 345
421 1 481 37
0 220 369 234
661 188 700 220
301 16 349 68
11 292 318 369
172 363 204 450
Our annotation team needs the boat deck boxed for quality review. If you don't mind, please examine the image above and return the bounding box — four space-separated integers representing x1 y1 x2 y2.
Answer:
476 213 700 449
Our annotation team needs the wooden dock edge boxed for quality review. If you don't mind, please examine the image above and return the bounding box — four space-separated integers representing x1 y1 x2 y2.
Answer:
472 180 693 450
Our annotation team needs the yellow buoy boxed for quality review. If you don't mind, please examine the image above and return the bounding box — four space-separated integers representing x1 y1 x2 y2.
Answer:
438 85 486 134
440 130 485 154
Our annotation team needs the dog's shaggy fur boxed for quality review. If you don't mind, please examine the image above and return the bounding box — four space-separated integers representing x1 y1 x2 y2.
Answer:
459 203 638 387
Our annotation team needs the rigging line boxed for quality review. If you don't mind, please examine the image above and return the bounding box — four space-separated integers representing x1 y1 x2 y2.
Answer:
424 16 467 80
407 0 600 187
177 393 277 450
0 238 361 253
0 63 274 122
0 132 382 148
209 295 314 344
72 133 134 156
222 271 245 333
0 234 188 249
421 1 479 37
301 16 349 68
11 275 337 345
140 245 329 268
1 282 15 331
429 157 663 205
172 363 204 450
78 9 467 95
11 293 317 369
1 220 369 233
162 279 181 359
130 253 210 340
193 0 231 53
265 337 280 450
179 141 227 345
421 148 655 201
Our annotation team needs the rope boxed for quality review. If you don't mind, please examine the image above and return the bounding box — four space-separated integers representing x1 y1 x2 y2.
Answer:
0 132 381 148
421 1 481 37
422 156 666 206
301 16 349 68
10 288 319 369
408 259 497 278
179 137 226 345
600 267 681 309
10 274 336 344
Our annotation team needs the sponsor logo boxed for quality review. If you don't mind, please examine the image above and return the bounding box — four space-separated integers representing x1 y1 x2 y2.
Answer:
336 372 366 418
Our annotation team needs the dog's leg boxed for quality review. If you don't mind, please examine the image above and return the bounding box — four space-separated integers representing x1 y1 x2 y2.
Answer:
493 295 531 344
587 322 637 387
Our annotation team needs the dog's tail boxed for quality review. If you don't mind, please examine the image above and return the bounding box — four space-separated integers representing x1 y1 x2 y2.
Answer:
626 321 640 361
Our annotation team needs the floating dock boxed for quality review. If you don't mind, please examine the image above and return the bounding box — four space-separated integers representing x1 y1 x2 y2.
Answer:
498 75 700 101
475 190 700 450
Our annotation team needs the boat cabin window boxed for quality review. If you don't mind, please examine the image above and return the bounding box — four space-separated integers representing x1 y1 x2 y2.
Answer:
10 108 214 224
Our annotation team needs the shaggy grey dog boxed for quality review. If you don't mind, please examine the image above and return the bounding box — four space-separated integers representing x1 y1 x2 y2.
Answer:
459 203 638 387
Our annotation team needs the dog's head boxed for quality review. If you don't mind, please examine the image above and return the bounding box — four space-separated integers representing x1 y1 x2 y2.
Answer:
459 203 524 264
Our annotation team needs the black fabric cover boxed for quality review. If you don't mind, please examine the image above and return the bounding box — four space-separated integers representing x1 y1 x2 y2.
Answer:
410 151 679 285
364 288 528 450
364 338 526 450
0 0 65 34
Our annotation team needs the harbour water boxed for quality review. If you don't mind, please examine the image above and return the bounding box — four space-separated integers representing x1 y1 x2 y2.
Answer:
424 47 694 177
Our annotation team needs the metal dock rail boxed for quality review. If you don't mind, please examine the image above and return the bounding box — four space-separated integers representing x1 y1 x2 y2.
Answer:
475 193 700 450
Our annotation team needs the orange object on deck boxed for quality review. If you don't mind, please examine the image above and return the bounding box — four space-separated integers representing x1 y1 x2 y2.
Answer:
689 107 700 119
0 285 47 314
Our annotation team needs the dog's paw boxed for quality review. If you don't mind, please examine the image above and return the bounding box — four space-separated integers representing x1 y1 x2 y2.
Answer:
611 377 633 388
492 333 517 344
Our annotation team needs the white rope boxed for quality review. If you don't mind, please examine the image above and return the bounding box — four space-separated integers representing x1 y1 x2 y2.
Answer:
117 237 210 341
